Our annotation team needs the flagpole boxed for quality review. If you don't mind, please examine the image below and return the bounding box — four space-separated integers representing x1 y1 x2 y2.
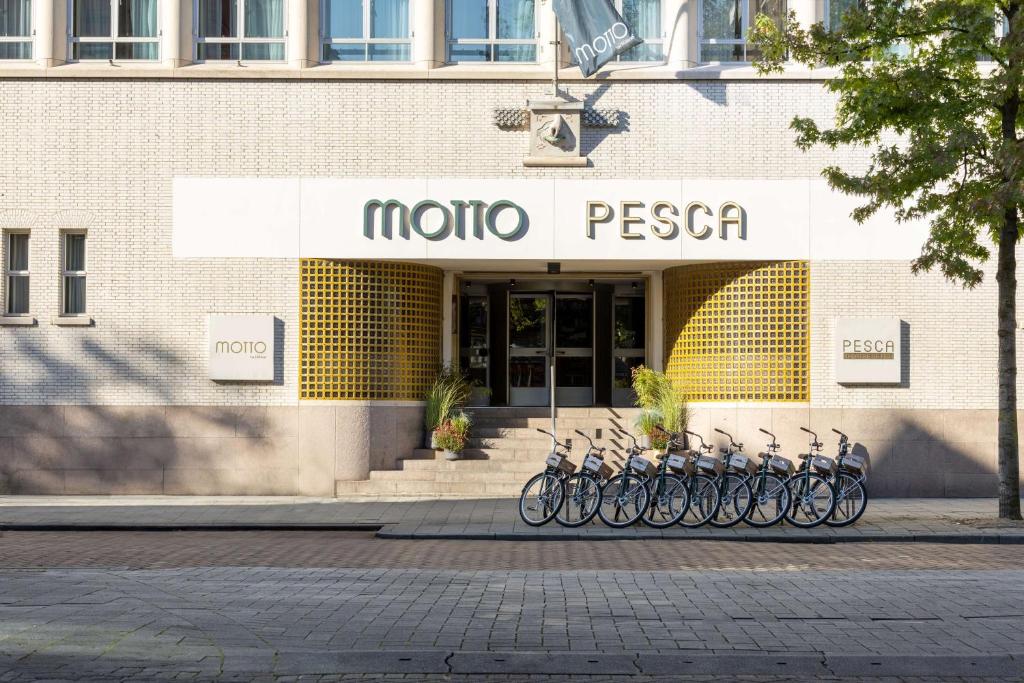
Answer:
552 14 560 98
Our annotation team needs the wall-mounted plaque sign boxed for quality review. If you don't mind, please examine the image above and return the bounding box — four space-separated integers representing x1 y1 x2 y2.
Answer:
209 314 275 381
835 317 902 385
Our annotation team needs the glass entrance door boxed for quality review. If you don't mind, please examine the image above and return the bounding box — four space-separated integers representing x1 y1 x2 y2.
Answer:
508 292 594 407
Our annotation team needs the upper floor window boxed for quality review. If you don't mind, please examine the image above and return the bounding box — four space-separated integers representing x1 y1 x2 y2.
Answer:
821 0 860 31
447 0 536 63
196 0 285 61
72 0 159 60
61 232 87 316
700 0 786 63
616 0 663 61
0 0 31 59
322 0 411 62
4 231 29 316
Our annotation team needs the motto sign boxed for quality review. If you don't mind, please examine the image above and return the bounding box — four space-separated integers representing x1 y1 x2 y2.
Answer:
209 314 275 381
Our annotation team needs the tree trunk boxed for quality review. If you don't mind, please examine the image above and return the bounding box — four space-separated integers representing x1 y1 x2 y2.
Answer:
997 207 1022 520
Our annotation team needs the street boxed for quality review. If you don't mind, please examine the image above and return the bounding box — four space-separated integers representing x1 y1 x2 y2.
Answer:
1 531 1023 681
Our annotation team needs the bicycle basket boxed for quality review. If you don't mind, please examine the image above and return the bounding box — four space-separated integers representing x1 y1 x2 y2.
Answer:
630 456 658 478
811 455 837 476
767 455 795 476
695 454 725 475
665 453 694 476
840 453 868 475
545 453 576 475
729 453 758 477
582 454 613 479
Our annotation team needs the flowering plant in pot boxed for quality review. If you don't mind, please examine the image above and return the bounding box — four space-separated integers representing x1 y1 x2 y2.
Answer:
423 365 472 448
435 411 472 461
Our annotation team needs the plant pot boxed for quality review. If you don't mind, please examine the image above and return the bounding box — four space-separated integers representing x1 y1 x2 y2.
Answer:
444 450 461 461
425 430 438 449
638 434 652 449
468 388 491 407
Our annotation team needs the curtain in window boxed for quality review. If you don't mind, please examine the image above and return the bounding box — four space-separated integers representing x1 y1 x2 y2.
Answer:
751 0 785 30
75 0 111 37
371 0 408 38
621 0 661 60
118 0 157 36
703 0 740 40
495 0 533 61
325 0 361 38
65 235 85 272
64 278 86 314
0 0 31 37
245 0 284 38
828 0 859 30
199 0 236 37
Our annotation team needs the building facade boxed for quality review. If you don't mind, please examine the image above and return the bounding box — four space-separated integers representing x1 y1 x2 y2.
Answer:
0 0 1010 497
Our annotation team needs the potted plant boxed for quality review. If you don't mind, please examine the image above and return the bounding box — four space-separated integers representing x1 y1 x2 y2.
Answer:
436 411 472 461
632 365 690 452
468 382 492 407
423 365 472 448
635 410 662 450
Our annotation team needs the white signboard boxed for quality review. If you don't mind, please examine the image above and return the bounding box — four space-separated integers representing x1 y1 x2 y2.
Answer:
172 177 929 262
835 317 902 385
208 314 275 381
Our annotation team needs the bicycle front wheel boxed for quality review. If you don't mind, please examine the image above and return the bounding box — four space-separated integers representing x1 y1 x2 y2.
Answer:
707 474 753 528
825 473 868 527
518 472 565 527
597 473 651 528
642 473 690 529
679 474 720 528
556 472 602 527
744 472 791 528
785 473 837 528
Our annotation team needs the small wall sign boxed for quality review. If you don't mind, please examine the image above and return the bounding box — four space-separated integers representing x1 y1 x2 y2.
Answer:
209 314 275 381
835 317 902 385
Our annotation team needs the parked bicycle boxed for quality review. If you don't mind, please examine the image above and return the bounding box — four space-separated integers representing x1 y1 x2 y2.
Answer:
597 433 653 528
785 427 838 528
707 429 754 528
555 429 613 528
679 430 724 527
825 428 869 527
739 428 793 527
518 429 576 527
617 430 691 529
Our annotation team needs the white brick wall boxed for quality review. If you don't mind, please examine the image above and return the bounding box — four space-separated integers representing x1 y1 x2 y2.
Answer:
0 78 1009 409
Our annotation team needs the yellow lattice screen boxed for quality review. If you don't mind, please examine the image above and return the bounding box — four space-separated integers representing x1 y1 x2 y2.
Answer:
300 260 443 400
664 262 809 402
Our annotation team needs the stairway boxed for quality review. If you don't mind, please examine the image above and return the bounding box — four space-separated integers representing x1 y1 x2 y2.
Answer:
335 407 644 497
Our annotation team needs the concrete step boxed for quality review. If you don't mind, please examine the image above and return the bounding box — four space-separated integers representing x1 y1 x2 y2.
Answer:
399 458 542 473
335 479 523 497
468 417 642 430
471 427 633 440
464 407 642 419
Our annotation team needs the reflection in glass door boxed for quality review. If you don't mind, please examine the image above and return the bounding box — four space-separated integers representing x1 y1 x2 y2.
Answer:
555 294 593 406
613 295 646 406
509 295 550 406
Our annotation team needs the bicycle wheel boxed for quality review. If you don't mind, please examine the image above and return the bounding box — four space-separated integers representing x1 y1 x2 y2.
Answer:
825 473 868 527
744 472 791 528
556 472 602 527
785 472 837 528
679 474 721 528
642 473 690 529
518 472 564 527
708 474 753 528
597 472 651 528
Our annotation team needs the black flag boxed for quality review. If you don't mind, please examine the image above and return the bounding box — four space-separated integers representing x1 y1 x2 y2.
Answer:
553 0 643 78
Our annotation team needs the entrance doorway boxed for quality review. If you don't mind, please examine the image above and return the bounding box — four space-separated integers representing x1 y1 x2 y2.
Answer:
459 278 648 408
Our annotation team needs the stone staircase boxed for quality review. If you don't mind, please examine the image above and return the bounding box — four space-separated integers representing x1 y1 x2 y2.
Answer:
335 407 644 497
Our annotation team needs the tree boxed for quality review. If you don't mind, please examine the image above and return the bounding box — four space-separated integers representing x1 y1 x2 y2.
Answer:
751 0 1022 519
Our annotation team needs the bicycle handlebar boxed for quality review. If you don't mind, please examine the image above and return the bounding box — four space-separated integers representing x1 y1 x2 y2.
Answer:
832 428 848 438
536 428 570 451
758 427 774 437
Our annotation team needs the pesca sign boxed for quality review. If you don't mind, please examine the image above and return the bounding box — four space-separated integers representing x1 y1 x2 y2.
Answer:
361 197 745 243
834 317 903 385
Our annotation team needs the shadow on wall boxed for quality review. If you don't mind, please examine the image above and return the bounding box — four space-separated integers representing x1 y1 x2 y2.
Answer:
580 83 631 157
0 333 299 496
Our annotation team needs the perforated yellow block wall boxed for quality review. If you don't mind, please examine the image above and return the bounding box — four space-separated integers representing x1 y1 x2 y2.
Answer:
664 262 809 402
300 260 443 400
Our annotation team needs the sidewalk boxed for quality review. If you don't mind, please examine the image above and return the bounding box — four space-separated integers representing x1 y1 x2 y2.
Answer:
2 495 1024 542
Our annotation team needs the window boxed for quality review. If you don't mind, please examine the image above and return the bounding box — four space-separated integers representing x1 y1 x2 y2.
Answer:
322 0 411 62
700 0 785 63
71 0 159 60
821 0 860 31
616 0 663 61
447 0 536 63
196 0 285 61
0 0 31 59
4 232 29 316
61 233 87 316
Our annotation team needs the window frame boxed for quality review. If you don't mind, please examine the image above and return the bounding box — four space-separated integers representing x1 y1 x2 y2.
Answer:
320 0 413 63
612 0 664 63
3 230 30 316
446 0 539 64
60 231 87 317
698 0 787 64
68 0 161 62
0 0 33 60
193 0 289 63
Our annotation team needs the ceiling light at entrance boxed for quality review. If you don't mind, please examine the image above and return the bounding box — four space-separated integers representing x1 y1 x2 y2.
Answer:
547 262 561 274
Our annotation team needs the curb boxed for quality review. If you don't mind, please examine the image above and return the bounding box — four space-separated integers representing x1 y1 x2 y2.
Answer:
0 524 383 532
